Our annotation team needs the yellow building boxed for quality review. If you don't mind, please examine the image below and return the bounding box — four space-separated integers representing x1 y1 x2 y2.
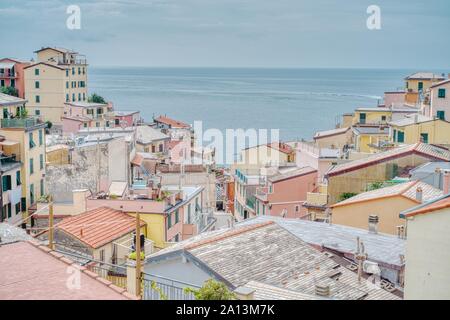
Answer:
24 47 88 125
353 107 392 126
389 114 450 146
405 72 445 94
0 117 47 213
352 126 390 153
331 181 442 235
46 144 70 165
400 194 450 299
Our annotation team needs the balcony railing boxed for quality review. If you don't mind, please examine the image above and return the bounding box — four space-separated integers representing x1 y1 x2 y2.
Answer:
1 117 43 129
142 273 200 300
0 72 17 78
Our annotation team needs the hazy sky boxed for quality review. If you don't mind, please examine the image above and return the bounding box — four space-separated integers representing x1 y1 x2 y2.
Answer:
1 0 449 68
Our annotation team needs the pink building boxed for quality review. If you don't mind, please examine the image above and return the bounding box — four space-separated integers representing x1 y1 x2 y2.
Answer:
0 58 30 98
383 91 406 108
62 101 115 134
114 111 141 127
255 167 318 219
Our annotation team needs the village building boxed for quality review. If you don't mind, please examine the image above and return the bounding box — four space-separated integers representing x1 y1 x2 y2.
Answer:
62 101 115 134
239 142 295 167
404 72 446 105
400 194 450 299
330 180 443 235
312 127 352 149
24 47 89 125
324 143 450 204
389 114 450 146
429 78 450 121
0 58 30 98
0 240 136 300
114 110 142 127
409 162 450 191
239 216 406 287
144 221 400 300
135 125 170 154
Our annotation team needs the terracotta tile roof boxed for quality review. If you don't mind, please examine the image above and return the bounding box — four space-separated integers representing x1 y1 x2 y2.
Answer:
0 241 136 300
332 181 443 208
168 140 181 149
131 153 143 166
326 143 450 177
154 115 190 128
400 194 450 218
55 207 145 249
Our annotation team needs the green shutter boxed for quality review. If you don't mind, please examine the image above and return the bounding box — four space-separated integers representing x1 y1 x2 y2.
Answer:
438 88 446 98
16 171 21 186
437 111 445 120
397 131 405 143
30 158 34 174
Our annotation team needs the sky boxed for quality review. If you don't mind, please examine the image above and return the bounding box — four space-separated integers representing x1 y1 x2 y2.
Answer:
1 0 449 68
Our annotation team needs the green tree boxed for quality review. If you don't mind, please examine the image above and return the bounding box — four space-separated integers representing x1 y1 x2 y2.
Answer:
88 93 106 104
367 181 384 191
0 86 19 97
184 279 236 300
338 192 358 202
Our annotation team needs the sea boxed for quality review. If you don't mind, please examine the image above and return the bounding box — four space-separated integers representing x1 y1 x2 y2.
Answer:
88 67 444 142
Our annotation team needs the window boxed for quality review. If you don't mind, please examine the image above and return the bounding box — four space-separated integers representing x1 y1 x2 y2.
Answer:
29 132 36 149
420 133 429 144
66 69 69 77
99 249 105 262
40 179 44 196
7 204 11 219
83 93 86 101
187 204 191 224
359 113 366 124
30 158 34 174
72 93 75 102
174 234 179 242
151 145 156 153
66 94 69 102
2 175 11 192
106 121 110 127
397 131 405 143
437 111 445 121
78 67 81 75
438 88 446 98
35 81 40 89
35 95 40 103
30 184 35 205
87 109 93 115
381 115 387 122
21 197 26 212
295 205 299 212
66 81 69 89
0 79 4 87
72 67 75 75
3 108 8 119
175 210 179 224
167 214 172 229
15 203 20 215
418 82 423 91
35 110 41 116
97 108 103 115
16 171 21 186
393 129 397 142
83 122 88 128
39 130 43 145
95 122 100 127
78 93 81 101
10 79 15 88
82 67 85 74
35 69 39 76
40 154 44 170
159 144 163 152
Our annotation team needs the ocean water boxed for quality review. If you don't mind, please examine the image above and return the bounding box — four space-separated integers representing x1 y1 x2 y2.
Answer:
89 67 427 142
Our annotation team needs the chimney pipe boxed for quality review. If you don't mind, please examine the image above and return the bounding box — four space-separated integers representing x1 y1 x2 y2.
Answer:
416 187 423 202
443 171 450 195
368 214 379 234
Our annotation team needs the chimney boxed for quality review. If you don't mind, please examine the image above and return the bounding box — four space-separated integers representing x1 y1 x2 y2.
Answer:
443 171 450 195
415 187 423 202
368 214 379 234
315 284 330 297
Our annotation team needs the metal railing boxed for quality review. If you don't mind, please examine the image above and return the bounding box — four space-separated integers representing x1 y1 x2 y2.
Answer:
1 117 43 128
86 263 128 289
142 273 200 300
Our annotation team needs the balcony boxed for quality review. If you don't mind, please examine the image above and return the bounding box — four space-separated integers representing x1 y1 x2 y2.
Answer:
255 187 268 201
1 117 44 129
0 72 17 78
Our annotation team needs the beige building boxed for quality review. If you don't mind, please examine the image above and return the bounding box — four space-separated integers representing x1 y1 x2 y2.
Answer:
331 181 443 235
24 47 88 125
400 194 450 299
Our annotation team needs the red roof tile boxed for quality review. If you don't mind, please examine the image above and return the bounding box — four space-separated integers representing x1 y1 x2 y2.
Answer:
0 241 133 300
55 207 145 249
154 115 190 128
